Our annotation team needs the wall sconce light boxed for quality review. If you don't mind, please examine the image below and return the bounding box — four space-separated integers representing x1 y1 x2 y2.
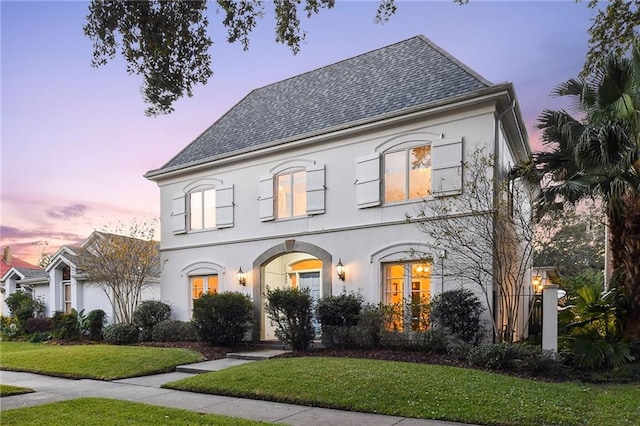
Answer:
237 267 246 286
532 275 542 294
336 258 345 281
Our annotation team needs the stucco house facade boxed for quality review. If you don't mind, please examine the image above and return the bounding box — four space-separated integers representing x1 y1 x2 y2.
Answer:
1 232 160 323
145 35 532 341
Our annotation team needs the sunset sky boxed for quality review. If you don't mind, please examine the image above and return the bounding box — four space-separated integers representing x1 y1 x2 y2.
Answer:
1 1 595 264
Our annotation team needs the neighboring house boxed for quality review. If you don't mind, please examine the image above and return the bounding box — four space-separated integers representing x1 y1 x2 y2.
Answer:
145 35 532 341
1 232 160 323
0 247 40 316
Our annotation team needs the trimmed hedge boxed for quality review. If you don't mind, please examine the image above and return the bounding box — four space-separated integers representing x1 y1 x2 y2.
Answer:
103 323 139 345
152 320 198 342
192 292 253 346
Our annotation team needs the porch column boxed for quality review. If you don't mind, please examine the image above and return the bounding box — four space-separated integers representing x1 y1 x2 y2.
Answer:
541 284 559 353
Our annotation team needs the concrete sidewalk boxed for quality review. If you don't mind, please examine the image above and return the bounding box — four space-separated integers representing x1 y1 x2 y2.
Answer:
0 350 471 426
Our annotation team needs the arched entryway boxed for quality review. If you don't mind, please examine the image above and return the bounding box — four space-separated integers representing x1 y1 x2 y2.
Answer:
252 239 332 341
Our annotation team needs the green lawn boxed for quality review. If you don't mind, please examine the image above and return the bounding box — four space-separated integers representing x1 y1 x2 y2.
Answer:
0 384 34 397
1 398 279 425
164 357 640 426
0 341 203 380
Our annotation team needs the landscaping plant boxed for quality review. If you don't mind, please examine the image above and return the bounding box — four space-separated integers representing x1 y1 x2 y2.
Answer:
317 292 363 348
151 320 198 342
4 292 46 330
430 288 485 345
103 323 140 345
265 287 315 351
86 309 108 340
133 300 171 341
192 292 253 346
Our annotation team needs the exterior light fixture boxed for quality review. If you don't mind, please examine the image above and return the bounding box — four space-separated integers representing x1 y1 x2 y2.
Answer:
533 275 542 294
237 267 246 286
336 258 345 281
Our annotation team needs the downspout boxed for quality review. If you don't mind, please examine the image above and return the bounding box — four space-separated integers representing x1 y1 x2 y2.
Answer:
492 99 516 342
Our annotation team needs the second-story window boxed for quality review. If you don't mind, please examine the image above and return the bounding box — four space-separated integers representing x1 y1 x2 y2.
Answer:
276 170 307 219
384 145 432 203
190 188 216 230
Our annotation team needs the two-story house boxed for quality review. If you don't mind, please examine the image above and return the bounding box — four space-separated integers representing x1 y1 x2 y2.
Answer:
145 35 531 341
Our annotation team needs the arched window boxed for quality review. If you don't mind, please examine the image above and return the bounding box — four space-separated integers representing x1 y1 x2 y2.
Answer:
171 179 234 234
258 160 325 221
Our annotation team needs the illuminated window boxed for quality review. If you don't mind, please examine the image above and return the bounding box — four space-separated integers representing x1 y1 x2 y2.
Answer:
384 145 431 203
190 188 216 230
62 266 72 314
191 275 218 301
382 261 431 331
276 170 306 219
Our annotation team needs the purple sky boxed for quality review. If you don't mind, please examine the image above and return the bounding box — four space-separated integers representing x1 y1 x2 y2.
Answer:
1 1 595 264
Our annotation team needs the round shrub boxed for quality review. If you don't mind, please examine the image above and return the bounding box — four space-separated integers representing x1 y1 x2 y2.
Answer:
151 320 198 342
317 292 363 327
430 288 485 345
103 323 139 345
133 300 171 341
193 292 253 346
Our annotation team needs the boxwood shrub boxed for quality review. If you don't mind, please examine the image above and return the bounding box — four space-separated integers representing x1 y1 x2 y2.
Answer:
103 323 139 345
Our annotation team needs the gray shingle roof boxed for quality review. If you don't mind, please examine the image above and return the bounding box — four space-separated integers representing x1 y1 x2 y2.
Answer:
153 35 492 175
15 267 48 280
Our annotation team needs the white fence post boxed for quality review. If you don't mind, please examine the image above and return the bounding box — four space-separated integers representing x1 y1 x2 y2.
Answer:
542 284 559 353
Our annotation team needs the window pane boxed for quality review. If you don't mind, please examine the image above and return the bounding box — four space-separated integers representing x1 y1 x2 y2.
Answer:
190 191 203 230
277 174 292 218
191 277 204 299
207 275 219 294
410 262 431 331
409 145 431 199
203 189 216 229
384 263 404 304
384 151 406 203
293 171 306 216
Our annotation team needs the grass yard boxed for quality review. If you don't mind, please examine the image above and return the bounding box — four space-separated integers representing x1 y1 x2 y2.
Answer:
0 341 203 380
0 398 279 425
164 357 640 426
0 384 34 397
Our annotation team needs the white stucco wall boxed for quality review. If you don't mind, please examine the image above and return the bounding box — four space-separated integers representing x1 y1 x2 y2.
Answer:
153 99 528 340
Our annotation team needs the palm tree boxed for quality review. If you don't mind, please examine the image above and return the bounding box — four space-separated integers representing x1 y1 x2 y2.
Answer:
529 41 640 342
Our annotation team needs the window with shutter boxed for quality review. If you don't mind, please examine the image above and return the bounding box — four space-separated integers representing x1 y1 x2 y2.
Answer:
431 137 463 197
356 153 381 208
